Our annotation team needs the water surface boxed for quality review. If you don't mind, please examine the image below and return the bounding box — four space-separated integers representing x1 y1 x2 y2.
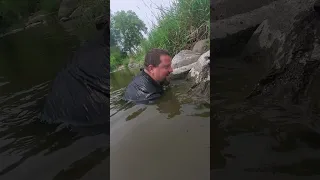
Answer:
0 18 109 180
110 68 210 180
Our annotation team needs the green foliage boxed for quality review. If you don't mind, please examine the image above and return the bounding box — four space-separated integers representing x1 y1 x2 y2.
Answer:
111 10 147 53
111 0 209 70
145 0 210 56
110 45 129 71
110 16 119 47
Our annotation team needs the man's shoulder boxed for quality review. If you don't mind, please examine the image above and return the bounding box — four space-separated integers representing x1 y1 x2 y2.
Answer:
126 71 150 90
123 71 162 102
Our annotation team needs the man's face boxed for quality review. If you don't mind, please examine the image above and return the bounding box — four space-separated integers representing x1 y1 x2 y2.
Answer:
149 55 173 82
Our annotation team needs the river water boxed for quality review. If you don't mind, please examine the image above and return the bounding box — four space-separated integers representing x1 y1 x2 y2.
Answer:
110 68 210 180
212 57 320 179
0 19 109 180
0 19 210 179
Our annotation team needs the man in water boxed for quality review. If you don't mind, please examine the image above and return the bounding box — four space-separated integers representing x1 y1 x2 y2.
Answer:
41 19 109 127
123 48 173 104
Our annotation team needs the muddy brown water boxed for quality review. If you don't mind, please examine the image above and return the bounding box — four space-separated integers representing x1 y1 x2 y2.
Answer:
110 68 210 180
212 57 320 179
0 21 210 179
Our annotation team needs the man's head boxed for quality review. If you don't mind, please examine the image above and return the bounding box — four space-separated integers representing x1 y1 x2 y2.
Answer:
144 48 173 82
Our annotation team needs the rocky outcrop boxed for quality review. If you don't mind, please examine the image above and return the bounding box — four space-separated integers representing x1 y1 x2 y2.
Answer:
128 62 141 69
192 39 209 54
167 48 210 103
170 62 198 80
187 51 210 84
241 0 319 103
170 50 201 79
171 50 201 69
212 0 314 57
169 40 210 84
187 51 210 103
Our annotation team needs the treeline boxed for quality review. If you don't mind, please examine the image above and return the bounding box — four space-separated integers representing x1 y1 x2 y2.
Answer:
110 10 147 71
110 0 210 71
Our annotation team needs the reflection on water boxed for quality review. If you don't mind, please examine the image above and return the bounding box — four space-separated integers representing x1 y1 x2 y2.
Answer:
0 20 109 180
110 68 210 180
212 57 320 179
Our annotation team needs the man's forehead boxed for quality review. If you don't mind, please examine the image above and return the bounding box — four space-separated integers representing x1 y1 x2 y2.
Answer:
160 54 172 63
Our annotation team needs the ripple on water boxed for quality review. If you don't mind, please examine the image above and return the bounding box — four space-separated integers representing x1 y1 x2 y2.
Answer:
0 24 109 179
110 70 210 179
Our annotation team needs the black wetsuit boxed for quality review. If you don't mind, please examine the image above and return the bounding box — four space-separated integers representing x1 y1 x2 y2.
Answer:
41 26 109 126
123 69 165 104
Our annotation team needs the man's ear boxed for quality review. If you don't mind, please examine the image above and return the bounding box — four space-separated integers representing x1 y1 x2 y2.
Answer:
147 65 154 72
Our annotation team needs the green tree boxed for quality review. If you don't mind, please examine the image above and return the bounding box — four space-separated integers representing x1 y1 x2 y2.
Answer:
110 15 119 47
111 10 147 53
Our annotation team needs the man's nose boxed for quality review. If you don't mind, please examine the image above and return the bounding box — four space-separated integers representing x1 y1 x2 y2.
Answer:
169 66 173 73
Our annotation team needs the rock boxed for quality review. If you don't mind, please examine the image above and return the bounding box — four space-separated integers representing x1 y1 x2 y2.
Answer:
188 50 210 84
186 50 210 103
128 62 141 69
170 50 209 80
170 62 197 80
58 0 80 20
117 65 125 71
242 0 319 103
192 39 209 54
243 0 316 72
26 14 47 26
171 50 201 69
212 0 314 57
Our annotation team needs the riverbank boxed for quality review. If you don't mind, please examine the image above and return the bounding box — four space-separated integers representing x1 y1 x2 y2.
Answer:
110 0 210 71
110 0 210 103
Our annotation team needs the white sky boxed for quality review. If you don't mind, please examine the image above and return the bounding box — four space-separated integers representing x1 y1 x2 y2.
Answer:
110 0 173 36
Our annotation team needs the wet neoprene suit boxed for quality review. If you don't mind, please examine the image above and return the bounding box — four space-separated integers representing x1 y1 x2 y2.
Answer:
41 26 109 126
123 69 165 104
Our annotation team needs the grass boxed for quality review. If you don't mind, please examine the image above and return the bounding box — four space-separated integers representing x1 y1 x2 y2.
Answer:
145 0 210 55
111 0 210 70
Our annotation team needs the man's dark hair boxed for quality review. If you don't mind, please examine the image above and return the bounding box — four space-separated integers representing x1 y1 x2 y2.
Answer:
144 48 170 68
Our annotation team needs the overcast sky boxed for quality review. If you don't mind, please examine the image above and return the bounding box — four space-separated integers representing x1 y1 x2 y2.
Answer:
110 0 173 36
